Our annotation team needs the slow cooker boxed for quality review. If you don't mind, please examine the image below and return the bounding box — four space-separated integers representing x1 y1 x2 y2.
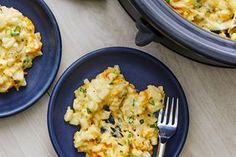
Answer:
119 0 236 67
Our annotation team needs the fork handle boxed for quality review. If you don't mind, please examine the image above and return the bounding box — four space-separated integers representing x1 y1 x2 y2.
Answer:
157 142 166 157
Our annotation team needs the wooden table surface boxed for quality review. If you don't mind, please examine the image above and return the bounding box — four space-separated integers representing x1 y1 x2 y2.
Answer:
1 0 236 157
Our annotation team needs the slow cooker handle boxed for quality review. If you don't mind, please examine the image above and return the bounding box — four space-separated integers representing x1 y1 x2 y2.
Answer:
135 19 158 46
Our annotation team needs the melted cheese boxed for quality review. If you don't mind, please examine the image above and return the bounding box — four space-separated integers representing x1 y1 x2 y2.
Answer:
0 6 42 92
64 66 165 157
166 0 236 40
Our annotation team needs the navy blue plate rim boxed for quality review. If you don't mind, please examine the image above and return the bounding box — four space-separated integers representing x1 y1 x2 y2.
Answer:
0 0 62 117
48 47 189 157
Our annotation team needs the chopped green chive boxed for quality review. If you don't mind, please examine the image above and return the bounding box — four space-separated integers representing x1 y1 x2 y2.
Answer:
86 108 92 114
139 119 144 124
132 99 136 107
22 56 32 69
165 0 170 3
149 99 155 106
11 26 21 36
128 116 134 124
150 123 158 129
128 132 133 138
79 87 87 94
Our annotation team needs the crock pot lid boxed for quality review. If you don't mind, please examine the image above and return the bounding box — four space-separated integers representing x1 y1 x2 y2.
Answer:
132 0 236 65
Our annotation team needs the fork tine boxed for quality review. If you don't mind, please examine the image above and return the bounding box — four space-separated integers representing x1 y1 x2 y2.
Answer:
158 98 165 123
168 97 175 125
163 97 170 124
158 109 163 123
174 98 179 126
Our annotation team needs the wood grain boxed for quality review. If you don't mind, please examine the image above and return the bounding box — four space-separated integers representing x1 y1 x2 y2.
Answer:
0 0 236 156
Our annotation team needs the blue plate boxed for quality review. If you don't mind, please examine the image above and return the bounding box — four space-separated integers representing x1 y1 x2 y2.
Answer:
48 47 189 157
0 0 62 117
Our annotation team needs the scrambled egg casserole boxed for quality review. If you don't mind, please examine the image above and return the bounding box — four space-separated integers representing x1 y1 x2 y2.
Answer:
166 0 236 40
64 66 165 157
0 6 42 92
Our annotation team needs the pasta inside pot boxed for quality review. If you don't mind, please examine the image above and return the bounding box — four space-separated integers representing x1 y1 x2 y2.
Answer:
166 0 236 40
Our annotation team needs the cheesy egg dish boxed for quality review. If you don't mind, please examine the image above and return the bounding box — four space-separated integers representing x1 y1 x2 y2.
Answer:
166 0 236 40
0 6 42 93
64 66 165 157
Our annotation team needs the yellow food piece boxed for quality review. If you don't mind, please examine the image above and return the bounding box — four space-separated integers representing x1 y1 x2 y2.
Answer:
64 66 165 157
0 6 42 92
166 0 236 40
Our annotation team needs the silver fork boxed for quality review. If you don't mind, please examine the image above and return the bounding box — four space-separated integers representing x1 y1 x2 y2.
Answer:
157 97 179 157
